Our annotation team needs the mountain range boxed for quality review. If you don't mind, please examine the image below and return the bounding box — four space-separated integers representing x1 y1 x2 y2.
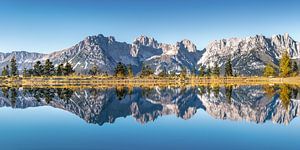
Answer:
0 33 299 76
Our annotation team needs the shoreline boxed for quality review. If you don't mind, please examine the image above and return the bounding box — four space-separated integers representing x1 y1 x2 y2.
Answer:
0 76 299 88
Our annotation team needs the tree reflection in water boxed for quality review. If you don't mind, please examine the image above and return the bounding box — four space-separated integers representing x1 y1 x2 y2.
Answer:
0 85 298 125
279 85 291 110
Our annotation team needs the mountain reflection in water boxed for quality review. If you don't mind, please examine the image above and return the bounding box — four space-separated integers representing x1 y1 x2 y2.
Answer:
0 85 299 125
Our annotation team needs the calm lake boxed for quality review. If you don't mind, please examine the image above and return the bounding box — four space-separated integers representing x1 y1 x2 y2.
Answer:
0 85 299 150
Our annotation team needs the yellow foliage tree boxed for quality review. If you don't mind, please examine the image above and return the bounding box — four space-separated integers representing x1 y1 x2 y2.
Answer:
263 64 275 77
279 50 291 77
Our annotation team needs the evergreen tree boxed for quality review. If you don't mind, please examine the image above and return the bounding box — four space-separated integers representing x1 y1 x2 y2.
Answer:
225 57 233 77
292 61 298 76
89 66 99 75
127 64 134 78
63 62 74 76
44 59 55 76
279 50 291 77
10 56 18 76
1 65 9 77
56 64 64 76
23 67 28 77
206 66 211 77
263 64 275 77
28 69 34 76
199 65 205 77
140 64 153 77
158 67 167 77
114 62 128 77
212 62 220 77
180 67 187 78
33 61 43 76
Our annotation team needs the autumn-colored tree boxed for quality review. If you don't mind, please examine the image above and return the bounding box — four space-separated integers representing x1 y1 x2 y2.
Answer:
279 51 291 77
263 64 275 77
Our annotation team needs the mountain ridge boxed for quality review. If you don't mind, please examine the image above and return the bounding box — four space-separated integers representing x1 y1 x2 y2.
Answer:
0 33 299 76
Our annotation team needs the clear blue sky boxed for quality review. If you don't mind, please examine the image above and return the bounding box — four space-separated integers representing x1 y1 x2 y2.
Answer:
0 0 299 53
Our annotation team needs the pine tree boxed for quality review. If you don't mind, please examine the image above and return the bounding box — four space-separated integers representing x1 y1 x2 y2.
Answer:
127 64 134 78
292 61 298 76
64 62 74 76
44 59 55 76
28 69 34 76
115 62 128 77
1 65 9 77
199 66 205 77
212 62 220 77
89 66 99 75
158 67 167 77
180 67 187 78
279 50 292 77
33 61 43 76
225 57 233 77
263 64 275 77
10 56 18 76
56 64 64 76
23 67 28 77
206 66 211 77
140 64 153 77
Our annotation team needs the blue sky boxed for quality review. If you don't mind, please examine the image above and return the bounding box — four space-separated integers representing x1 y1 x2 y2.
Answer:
0 0 299 53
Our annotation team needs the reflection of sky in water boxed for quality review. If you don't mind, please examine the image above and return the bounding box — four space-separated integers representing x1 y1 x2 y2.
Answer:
0 106 299 150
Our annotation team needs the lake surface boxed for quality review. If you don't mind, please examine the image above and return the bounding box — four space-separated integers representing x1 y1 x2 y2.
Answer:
0 85 299 150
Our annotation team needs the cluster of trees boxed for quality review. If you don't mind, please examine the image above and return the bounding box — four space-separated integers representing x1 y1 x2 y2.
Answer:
1 57 18 77
23 59 74 77
2 52 298 78
1 57 75 77
198 62 223 77
263 51 299 77
112 62 152 78
114 62 134 78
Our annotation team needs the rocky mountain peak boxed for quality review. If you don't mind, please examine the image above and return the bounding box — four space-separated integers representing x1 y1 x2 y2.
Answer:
177 39 197 52
83 34 116 46
0 33 299 76
133 35 159 48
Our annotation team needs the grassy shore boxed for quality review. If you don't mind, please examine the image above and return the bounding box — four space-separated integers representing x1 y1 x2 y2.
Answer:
0 75 299 88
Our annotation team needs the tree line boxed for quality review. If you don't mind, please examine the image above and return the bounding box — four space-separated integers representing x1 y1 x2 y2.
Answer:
0 57 232 78
1 57 75 77
1 52 298 78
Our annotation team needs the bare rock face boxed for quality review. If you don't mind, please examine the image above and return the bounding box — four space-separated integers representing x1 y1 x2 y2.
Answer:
198 34 300 76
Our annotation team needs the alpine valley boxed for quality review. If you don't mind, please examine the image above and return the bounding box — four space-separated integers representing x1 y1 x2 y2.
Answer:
0 33 299 76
